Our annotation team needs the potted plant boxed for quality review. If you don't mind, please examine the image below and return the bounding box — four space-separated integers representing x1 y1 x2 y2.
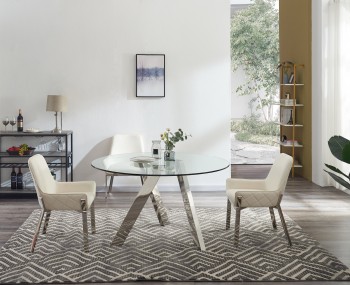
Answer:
160 128 190 161
324 135 350 189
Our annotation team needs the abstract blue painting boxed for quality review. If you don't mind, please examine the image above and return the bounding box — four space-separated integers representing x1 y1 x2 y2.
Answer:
136 54 165 97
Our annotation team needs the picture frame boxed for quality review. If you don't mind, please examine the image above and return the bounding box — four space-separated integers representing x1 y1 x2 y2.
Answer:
136 54 165 97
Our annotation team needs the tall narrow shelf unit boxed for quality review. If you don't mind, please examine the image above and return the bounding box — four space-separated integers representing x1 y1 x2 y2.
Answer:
278 62 304 177
0 131 73 196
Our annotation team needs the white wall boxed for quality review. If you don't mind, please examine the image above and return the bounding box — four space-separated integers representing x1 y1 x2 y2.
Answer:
231 68 253 119
312 0 324 186
0 0 231 190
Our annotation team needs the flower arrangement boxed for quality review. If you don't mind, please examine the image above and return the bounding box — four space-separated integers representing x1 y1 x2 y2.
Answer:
160 128 190 151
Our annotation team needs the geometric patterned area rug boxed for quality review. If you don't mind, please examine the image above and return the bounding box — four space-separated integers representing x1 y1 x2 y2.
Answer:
1 207 350 283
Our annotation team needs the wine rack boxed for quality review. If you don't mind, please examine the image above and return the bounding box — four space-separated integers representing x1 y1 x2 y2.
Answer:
0 131 73 197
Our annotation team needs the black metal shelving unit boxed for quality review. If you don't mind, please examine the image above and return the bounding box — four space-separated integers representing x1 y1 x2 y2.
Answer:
0 131 73 197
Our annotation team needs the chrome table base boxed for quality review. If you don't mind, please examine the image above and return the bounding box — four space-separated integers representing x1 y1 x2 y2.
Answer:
111 175 206 251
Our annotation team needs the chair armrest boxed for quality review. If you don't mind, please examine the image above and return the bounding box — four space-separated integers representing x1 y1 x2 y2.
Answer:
56 181 96 194
41 192 89 211
226 178 265 190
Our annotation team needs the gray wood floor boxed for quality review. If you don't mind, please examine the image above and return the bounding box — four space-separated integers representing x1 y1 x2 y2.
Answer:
1 165 350 285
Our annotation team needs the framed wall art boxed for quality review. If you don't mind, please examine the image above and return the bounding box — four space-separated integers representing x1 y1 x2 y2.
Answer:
136 54 165 97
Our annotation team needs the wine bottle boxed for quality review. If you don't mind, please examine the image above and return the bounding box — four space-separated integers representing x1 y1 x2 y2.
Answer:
17 109 23 132
17 167 23 189
11 167 17 189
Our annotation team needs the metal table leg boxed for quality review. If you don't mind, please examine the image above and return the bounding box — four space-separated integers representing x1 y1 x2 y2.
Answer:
141 176 169 226
178 175 206 251
111 176 160 246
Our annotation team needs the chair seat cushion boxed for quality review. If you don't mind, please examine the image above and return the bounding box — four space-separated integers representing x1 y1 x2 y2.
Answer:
226 188 280 207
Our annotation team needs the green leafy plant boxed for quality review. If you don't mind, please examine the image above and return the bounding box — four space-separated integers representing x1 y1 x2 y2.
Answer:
231 0 279 122
231 115 279 146
324 136 350 189
160 128 190 151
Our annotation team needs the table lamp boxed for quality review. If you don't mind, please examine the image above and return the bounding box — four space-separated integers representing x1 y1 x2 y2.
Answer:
46 95 68 133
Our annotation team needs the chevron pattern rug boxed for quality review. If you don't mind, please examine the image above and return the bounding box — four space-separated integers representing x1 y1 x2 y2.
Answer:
1 207 350 283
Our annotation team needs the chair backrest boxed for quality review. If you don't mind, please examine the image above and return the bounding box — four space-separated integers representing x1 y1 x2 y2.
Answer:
110 134 144 155
28 154 56 200
265 153 293 193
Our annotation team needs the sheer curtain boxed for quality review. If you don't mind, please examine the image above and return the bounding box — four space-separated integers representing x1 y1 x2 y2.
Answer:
323 0 350 188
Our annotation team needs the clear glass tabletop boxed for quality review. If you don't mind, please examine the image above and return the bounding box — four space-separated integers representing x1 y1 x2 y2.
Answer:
91 152 230 176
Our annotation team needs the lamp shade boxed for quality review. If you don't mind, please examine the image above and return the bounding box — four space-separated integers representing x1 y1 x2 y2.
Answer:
46 95 68 112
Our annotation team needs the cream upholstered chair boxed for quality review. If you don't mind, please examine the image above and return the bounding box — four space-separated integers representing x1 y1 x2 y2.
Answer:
226 153 293 246
105 134 144 198
28 154 96 252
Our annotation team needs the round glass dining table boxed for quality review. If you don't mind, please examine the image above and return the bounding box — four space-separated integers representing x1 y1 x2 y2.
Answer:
92 152 229 176
91 152 230 251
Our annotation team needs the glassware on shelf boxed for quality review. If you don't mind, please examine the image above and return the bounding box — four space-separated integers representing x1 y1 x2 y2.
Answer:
2 116 9 132
9 117 16 131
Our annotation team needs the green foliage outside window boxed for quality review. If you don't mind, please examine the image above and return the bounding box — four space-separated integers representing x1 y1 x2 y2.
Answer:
231 115 279 146
231 0 279 122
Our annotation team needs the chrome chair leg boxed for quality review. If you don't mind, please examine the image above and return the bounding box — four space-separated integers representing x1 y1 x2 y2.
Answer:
234 207 241 246
42 211 51 234
276 204 292 246
226 199 231 230
81 199 89 252
108 175 114 193
234 196 242 246
90 201 96 234
105 175 114 199
31 210 45 253
269 207 277 229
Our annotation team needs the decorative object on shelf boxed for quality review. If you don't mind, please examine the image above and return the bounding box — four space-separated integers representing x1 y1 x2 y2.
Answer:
280 99 295 106
57 137 65 152
2 116 9 132
9 116 16 131
287 110 293 125
324 135 350 189
25 128 40 133
17 109 23 132
136 54 165 98
46 95 68 133
161 128 190 161
11 167 16 189
277 61 295 84
288 72 295 83
285 139 299 146
7 144 35 156
17 167 23 189
281 135 287 142
151 140 162 159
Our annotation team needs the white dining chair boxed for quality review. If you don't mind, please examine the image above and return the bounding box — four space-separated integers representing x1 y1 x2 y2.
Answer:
105 134 144 198
28 154 96 252
226 153 293 246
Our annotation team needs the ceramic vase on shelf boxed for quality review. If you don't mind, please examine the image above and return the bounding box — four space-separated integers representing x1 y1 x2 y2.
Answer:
164 146 175 161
